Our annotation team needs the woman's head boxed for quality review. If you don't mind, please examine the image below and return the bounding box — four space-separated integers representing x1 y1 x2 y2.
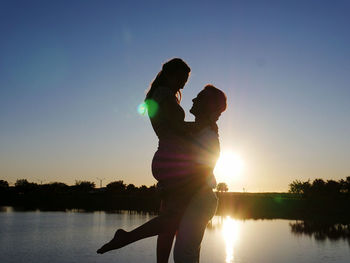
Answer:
190 85 227 122
146 58 191 102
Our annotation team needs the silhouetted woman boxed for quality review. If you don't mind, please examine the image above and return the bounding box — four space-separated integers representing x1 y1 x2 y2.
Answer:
145 58 193 184
98 58 195 262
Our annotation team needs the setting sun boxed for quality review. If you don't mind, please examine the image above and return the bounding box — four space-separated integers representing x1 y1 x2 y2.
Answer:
214 151 244 188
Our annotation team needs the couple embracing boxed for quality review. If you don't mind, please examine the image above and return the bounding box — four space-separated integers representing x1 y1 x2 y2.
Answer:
97 58 227 263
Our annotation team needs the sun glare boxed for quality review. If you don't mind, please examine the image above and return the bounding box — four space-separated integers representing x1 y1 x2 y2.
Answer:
222 216 240 263
214 151 244 187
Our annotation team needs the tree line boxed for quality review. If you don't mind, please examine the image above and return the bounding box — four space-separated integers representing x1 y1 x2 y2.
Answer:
0 179 157 194
1 178 350 220
1 177 349 195
0 179 160 211
288 176 350 197
0 179 229 194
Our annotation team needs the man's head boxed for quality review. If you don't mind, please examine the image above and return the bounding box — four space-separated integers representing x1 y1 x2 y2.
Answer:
190 85 227 122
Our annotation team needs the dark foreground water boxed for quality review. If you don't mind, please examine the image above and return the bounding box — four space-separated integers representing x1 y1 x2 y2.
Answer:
0 207 349 263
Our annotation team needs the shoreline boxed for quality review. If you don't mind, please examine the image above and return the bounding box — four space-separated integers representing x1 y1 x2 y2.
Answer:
1 191 350 222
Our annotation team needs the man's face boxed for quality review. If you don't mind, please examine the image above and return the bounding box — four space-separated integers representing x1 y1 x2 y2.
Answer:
190 90 207 117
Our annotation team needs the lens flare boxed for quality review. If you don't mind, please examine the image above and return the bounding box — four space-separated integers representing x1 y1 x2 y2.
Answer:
137 102 147 115
145 99 159 117
138 99 159 117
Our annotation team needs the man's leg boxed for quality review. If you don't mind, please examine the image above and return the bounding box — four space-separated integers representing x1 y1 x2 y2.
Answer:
157 230 176 263
173 189 217 263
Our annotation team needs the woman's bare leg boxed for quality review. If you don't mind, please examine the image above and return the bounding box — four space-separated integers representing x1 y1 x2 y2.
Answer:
97 194 186 255
97 215 170 254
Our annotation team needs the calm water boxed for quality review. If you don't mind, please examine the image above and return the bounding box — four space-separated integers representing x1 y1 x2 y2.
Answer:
0 207 349 263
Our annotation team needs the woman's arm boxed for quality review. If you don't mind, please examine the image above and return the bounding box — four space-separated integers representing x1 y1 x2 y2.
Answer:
159 97 197 135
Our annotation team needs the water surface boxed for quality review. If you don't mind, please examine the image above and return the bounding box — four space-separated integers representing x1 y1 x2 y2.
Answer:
0 207 349 263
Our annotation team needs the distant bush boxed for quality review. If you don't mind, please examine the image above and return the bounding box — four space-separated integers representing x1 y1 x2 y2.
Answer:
106 180 126 193
288 180 310 195
15 179 39 193
40 182 69 193
0 180 9 189
216 182 228 192
73 181 95 192
340 177 350 193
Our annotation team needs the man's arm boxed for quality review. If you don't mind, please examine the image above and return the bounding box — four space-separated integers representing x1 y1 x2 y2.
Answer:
159 98 197 135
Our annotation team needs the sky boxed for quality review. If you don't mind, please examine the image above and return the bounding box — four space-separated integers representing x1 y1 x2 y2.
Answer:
0 0 349 192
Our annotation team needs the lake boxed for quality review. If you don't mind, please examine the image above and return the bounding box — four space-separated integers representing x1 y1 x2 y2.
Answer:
0 207 349 263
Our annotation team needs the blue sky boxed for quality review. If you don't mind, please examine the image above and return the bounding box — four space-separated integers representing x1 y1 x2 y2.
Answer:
1 0 349 191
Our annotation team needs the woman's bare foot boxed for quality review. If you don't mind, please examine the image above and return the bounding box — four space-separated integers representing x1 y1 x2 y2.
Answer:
97 229 130 254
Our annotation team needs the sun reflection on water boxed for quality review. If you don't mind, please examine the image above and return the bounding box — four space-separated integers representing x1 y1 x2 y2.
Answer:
222 216 240 263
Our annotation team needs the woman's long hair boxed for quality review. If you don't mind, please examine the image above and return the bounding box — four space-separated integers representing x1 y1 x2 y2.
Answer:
146 58 191 103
